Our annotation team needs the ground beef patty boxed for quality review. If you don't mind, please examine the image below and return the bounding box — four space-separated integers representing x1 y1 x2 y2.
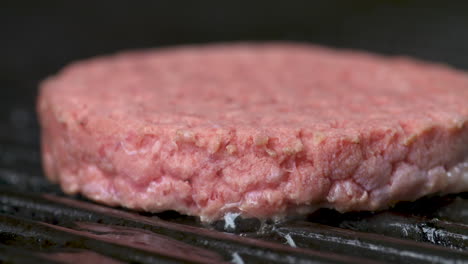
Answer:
37 43 468 222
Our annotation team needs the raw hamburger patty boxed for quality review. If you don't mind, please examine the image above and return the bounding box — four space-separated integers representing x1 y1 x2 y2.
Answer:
38 43 468 222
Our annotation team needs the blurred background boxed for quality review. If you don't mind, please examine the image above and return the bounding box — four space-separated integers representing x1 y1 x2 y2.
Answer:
1 0 468 145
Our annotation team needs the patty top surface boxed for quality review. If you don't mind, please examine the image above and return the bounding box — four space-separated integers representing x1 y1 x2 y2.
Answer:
43 43 468 136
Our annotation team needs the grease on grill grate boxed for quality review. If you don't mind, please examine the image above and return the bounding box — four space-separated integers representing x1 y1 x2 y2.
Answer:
1 112 468 263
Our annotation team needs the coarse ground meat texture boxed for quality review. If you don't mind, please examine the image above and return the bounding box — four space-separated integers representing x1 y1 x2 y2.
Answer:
37 43 468 222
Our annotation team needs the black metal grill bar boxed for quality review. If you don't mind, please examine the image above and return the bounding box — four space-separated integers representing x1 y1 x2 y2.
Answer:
272 222 468 264
0 214 191 264
39 250 126 264
0 244 61 264
0 241 127 264
0 188 371 264
331 212 468 251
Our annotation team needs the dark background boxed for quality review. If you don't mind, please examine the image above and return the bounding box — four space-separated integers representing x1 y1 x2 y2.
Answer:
1 0 468 145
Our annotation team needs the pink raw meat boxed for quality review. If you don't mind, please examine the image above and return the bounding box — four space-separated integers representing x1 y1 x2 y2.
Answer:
37 43 468 222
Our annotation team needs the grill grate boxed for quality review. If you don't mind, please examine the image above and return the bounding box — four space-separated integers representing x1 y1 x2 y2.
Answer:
1 107 468 264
